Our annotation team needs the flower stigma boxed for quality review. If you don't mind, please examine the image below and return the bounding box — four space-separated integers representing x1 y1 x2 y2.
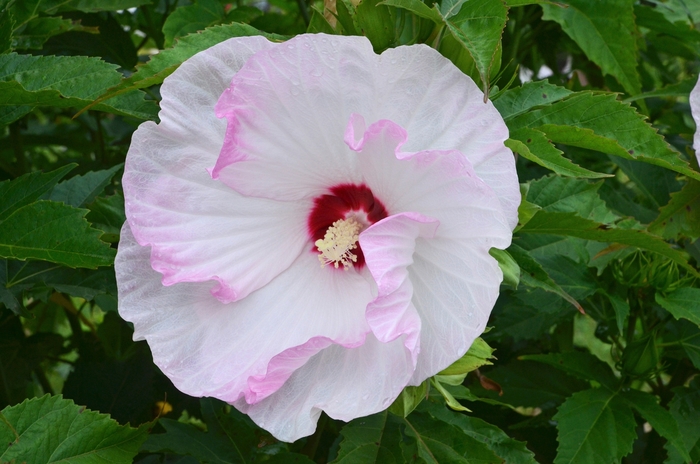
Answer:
315 217 363 269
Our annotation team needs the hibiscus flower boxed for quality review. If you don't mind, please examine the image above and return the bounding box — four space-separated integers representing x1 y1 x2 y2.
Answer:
691 76 700 165
115 33 519 441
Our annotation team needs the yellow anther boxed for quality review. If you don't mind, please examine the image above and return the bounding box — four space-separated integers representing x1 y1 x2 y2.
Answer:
315 217 362 269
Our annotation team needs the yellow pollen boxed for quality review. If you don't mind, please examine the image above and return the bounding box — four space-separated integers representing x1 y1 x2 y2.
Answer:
315 217 362 269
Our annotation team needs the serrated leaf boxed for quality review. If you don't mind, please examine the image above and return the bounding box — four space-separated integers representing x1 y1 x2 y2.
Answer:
508 243 583 313
541 0 640 95
656 288 700 326
378 0 442 22
493 80 573 119
520 351 618 388
553 388 636 464
649 180 700 240
0 53 157 122
666 383 700 463
88 23 285 113
163 0 226 48
332 411 404 464
403 411 503 463
509 92 700 182
0 164 74 221
49 164 122 208
441 0 508 98
518 211 698 277
507 129 611 178
0 394 149 463
0 200 115 268
421 400 537 464
620 389 691 462
526 175 618 222
666 319 700 370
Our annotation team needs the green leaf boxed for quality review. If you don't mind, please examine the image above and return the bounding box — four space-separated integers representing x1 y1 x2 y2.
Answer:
0 164 74 221
0 200 115 268
63 0 152 12
0 8 13 55
421 400 538 464
509 92 700 182
402 411 503 463
90 23 284 111
508 243 583 313
620 389 691 463
666 320 700 370
520 351 618 388
13 16 94 50
86 194 125 243
163 0 226 48
307 7 337 33
332 411 404 464
489 247 519 288
553 388 636 464
507 129 611 178
493 80 573 120
526 175 617 222
142 418 245 463
606 292 630 336
378 0 442 22
389 380 430 417
666 382 700 462
518 211 698 277
355 0 396 52
656 287 700 326
431 377 471 411
649 180 700 240
541 0 640 95
0 53 157 122
623 77 697 103
441 0 508 98
49 164 121 208
0 394 149 463
439 338 496 376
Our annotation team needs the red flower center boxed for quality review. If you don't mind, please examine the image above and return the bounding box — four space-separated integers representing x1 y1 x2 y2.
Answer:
307 184 388 269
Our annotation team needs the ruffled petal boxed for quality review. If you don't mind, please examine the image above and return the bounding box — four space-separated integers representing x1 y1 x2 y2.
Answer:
369 45 520 229
123 36 308 302
235 333 413 442
359 212 439 362
212 34 372 199
691 76 700 165
116 224 375 404
346 116 511 383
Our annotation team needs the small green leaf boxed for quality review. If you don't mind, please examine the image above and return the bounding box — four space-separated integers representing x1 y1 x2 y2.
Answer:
431 377 471 412
0 200 115 268
439 337 496 376
509 92 700 182
0 164 74 221
507 128 611 179
656 288 700 327
49 164 122 208
378 0 442 23
519 211 698 277
541 0 640 95
388 380 429 417
620 389 691 462
649 180 700 240
163 0 226 48
553 388 636 464
623 76 697 103
605 292 630 336
489 247 520 288
355 0 396 52
521 351 618 388
86 194 125 243
307 7 337 33
331 410 404 464
494 80 573 120
421 400 538 464
0 394 149 463
441 0 508 98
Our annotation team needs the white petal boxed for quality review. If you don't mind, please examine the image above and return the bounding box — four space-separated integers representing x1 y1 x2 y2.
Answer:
123 36 308 302
236 333 413 442
116 224 376 404
691 76 700 166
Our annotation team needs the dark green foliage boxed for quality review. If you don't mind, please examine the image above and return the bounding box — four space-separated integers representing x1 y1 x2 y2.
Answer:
0 0 698 463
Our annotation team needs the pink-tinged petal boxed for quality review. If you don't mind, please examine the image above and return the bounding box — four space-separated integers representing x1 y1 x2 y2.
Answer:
691 76 700 166
116 223 375 404
123 36 309 302
346 117 512 383
359 212 439 363
236 333 413 442
212 34 372 200
370 45 519 229
409 236 502 383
